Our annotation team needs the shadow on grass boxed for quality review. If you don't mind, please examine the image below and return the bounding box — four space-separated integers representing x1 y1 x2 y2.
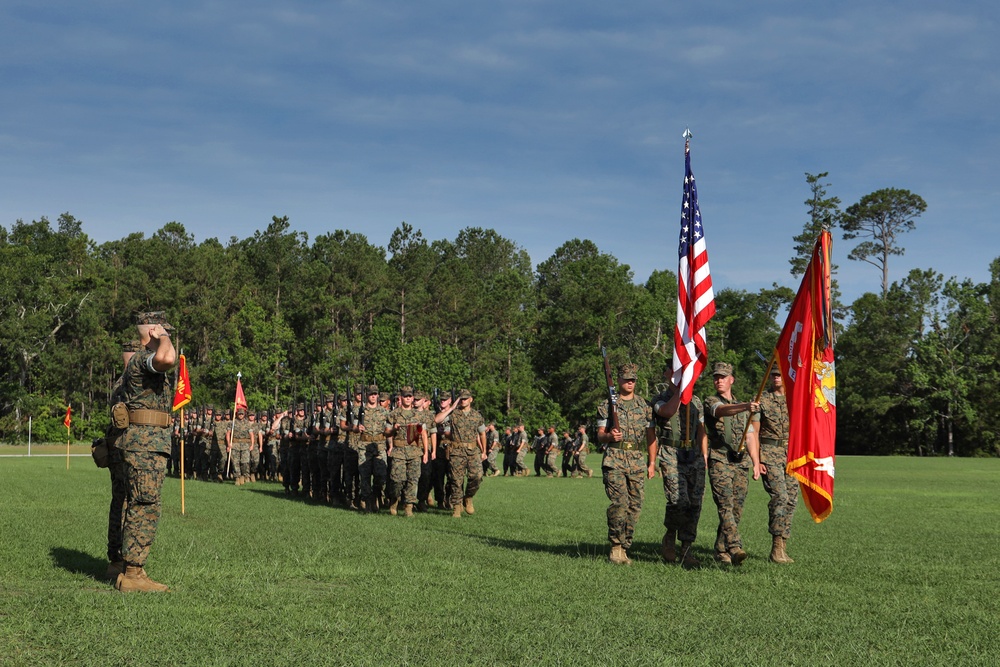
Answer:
50 546 108 582
461 534 724 569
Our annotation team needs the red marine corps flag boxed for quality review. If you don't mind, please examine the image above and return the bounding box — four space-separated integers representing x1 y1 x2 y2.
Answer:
173 354 192 412
234 374 248 411
776 230 836 522
672 129 716 403
63 405 72 430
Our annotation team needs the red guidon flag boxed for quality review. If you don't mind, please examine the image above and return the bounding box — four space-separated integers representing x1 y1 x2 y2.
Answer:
64 405 72 429
776 230 836 522
173 354 192 412
234 375 248 410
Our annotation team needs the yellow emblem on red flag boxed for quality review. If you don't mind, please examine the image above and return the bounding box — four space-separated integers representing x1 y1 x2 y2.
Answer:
777 230 836 523
173 354 192 411
235 376 248 410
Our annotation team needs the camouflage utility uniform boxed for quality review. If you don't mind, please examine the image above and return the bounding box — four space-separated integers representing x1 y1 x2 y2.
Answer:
753 388 798 540
117 345 174 569
597 394 653 552
446 402 487 510
386 404 429 510
652 389 706 547
705 393 754 559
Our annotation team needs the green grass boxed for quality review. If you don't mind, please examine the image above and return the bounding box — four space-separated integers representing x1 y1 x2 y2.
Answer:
1 456 998 666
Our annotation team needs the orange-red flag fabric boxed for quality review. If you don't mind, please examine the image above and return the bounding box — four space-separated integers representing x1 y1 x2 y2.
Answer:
173 354 192 411
235 377 248 410
776 230 836 522
63 405 72 429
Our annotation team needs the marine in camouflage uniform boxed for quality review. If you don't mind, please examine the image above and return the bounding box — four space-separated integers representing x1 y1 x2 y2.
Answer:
532 428 546 476
543 427 559 477
358 386 390 511
340 388 365 509
483 423 500 477
436 389 487 517
227 408 253 485
104 339 142 580
704 362 763 565
572 426 592 478
596 363 656 565
414 391 437 511
208 411 228 481
651 378 708 567
514 425 529 476
385 387 430 516
560 432 575 477
752 367 798 563
430 393 453 509
114 311 176 592
317 397 339 504
501 427 515 476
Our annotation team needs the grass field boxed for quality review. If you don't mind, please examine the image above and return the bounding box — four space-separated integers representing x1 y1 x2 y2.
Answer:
2 454 998 666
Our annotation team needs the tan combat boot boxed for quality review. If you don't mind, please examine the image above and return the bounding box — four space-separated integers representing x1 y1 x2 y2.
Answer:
661 531 677 563
452 502 462 518
609 545 632 565
388 499 399 516
115 566 169 593
729 546 748 565
714 551 732 565
770 536 794 564
679 542 700 568
404 504 414 517
463 497 475 515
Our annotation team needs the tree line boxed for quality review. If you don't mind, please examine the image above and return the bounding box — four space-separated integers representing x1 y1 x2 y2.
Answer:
1 174 997 455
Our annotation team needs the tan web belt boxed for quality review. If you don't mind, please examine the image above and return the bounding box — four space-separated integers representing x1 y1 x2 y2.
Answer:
128 409 171 428
759 437 787 445
608 442 640 451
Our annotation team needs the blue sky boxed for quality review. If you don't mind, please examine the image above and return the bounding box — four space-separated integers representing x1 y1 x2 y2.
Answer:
2 1 998 306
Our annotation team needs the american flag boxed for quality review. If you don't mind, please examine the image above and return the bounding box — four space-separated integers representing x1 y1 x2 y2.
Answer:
672 133 716 404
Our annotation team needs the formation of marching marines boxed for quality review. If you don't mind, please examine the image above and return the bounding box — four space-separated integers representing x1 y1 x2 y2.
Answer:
169 386 598 516
103 311 797 595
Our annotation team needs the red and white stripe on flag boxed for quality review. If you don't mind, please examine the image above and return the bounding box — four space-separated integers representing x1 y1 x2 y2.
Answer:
672 136 715 404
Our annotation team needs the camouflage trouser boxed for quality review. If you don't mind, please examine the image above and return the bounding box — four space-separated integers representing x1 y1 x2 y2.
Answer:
760 443 799 538
448 444 484 505
574 451 592 477
543 451 558 476
658 447 706 543
388 445 423 506
230 448 250 478
484 448 499 474
515 450 527 474
198 445 210 478
561 452 574 476
502 448 515 475
107 446 128 562
209 445 225 479
327 445 345 502
359 443 387 500
121 450 168 567
417 455 433 503
432 448 449 505
248 447 258 475
708 456 750 553
342 446 364 503
602 448 646 549
287 445 304 492
278 442 290 487
308 444 323 498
